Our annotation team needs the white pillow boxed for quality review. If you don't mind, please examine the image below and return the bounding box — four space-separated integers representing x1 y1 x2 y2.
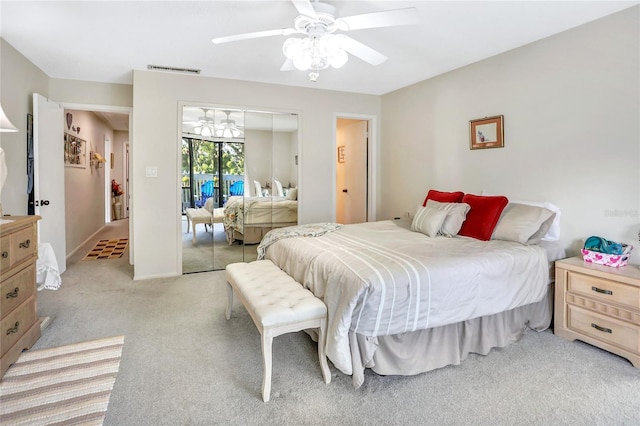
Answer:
425 199 471 237
285 187 297 200
411 206 448 237
491 203 556 245
274 179 284 197
253 180 262 197
481 191 561 241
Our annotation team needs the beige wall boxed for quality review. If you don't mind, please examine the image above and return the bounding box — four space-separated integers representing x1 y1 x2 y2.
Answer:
0 39 49 215
132 70 380 279
380 7 640 262
50 78 133 108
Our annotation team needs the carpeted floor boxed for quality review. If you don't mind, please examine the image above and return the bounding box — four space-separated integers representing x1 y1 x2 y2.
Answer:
0 336 124 425
83 239 129 260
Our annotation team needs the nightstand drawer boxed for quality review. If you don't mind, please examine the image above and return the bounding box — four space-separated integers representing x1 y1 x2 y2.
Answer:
568 305 639 354
568 271 640 310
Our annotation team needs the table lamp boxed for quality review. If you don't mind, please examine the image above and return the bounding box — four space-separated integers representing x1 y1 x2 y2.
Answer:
0 103 19 217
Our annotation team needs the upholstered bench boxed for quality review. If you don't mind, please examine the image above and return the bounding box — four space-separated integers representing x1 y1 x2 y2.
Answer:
225 260 331 402
185 202 224 244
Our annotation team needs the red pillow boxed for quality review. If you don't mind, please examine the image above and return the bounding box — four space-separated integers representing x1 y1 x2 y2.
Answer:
458 194 509 241
422 189 464 206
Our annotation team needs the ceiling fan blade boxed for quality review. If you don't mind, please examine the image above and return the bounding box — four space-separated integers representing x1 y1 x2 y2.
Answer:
336 35 387 66
212 28 296 44
280 59 296 71
290 0 318 19
336 7 419 31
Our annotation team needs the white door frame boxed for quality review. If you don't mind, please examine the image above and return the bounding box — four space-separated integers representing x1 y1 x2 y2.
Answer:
60 102 133 264
333 113 377 223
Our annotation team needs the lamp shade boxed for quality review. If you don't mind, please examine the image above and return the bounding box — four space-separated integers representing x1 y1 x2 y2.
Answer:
0 104 18 132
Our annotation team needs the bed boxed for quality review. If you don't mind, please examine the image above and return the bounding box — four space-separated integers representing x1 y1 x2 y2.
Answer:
260 213 565 387
223 195 297 244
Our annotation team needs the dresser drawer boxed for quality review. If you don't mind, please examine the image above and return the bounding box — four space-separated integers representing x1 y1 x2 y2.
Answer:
0 296 37 357
568 304 639 354
1 263 36 319
10 226 37 266
568 271 640 310
0 234 10 271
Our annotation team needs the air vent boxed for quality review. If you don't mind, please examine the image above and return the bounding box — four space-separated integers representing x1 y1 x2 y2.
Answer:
147 65 201 75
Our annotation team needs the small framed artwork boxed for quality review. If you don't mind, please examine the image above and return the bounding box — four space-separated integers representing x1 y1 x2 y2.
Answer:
469 115 504 150
64 133 87 168
337 145 345 163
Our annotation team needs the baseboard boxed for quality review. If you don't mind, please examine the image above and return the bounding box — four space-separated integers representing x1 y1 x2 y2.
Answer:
66 225 108 259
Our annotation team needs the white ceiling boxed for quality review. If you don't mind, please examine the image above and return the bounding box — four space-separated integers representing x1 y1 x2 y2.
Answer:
2 1 637 96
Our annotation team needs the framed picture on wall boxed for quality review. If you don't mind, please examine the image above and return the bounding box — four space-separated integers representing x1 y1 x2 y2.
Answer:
337 145 345 163
469 115 504 150
64 133 87 168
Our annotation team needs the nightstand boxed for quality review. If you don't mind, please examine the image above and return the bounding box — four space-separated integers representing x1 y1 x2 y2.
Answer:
554 256 640 367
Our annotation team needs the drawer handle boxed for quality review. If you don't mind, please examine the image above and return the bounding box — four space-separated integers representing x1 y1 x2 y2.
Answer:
591 323 612 334
19 239 31 249
6 321 19 335
6 287 19 299
591 286 612 295
1 251 7 258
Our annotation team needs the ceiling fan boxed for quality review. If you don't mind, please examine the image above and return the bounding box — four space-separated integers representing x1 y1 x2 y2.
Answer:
185 108 244 139
211 0 419 81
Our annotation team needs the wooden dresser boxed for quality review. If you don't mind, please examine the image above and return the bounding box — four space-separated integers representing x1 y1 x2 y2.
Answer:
554 256 640 367
1 215 42 379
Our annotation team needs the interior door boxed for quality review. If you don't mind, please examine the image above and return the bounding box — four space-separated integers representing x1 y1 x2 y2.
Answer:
33 93 66 273
336 118 367 224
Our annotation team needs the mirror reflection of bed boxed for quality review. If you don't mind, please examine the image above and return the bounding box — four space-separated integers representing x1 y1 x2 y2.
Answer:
180 106 298 274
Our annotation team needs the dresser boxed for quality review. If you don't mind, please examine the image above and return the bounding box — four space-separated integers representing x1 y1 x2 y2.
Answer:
554 256 640 367
1 215 42 379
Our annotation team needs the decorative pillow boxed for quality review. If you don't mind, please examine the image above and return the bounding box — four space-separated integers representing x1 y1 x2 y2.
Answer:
285 187 297 200
491 203 557 245
481 191 561 241
425 199 471 237
458 194 509 241
411 206 448 237
274 179 284 197
422 189 464 206
253 180 262 197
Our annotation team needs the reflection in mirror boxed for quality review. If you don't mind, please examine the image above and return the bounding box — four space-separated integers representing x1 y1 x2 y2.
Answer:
243 111 299 261
181 107 245 273
180 106 298 273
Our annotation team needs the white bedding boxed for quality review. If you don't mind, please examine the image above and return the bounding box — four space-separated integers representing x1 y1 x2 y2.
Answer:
264 219 548 375
223 196 297 243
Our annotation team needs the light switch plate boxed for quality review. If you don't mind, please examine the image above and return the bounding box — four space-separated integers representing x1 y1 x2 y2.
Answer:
145 166 158 178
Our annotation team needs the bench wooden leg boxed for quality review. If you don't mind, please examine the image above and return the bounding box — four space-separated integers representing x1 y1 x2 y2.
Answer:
225 282 233 320
317 319 331 384
192 221 198 244
261 329 273 402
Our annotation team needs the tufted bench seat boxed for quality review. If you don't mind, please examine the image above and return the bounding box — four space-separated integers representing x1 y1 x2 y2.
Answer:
185 199 224 244
225 260 331 402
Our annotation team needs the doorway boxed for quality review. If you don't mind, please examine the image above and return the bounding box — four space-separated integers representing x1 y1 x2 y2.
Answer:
336 117 369 224
33 93 133 273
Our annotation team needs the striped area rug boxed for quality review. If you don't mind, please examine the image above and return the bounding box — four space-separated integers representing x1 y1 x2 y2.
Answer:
0 336 124 425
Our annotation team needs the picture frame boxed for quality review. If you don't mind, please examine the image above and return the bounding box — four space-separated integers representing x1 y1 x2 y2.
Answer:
337 145 345 163
64 133 87 168
469 115 504 150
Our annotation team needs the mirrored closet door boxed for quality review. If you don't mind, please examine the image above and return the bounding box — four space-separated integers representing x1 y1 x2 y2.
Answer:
180 106 298 273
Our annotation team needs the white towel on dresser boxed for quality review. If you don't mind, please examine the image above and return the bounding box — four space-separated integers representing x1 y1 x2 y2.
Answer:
36 242 62 290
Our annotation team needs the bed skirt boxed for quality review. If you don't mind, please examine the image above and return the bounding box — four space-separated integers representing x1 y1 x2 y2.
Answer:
347 284 554 388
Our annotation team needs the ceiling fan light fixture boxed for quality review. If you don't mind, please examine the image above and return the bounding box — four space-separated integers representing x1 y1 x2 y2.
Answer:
283 34 348 78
